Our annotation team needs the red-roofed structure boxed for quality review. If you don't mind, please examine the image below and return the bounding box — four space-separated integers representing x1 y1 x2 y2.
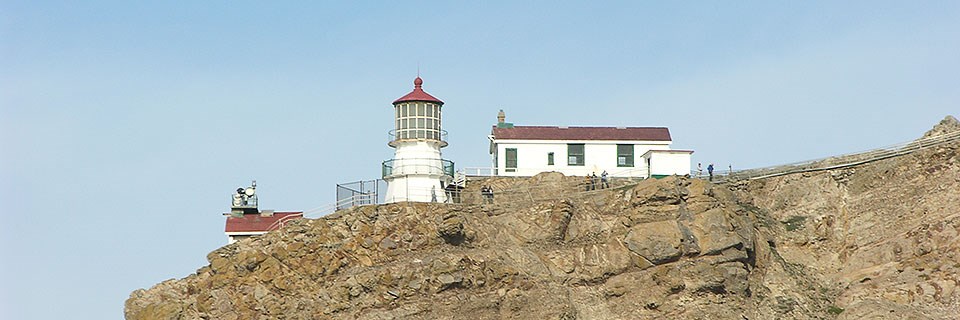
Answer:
487 111 692 178
393 77 444 104
491 126 671 141
224 211 302 243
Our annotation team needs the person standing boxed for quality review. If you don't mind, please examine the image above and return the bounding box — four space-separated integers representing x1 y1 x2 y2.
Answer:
601 170 609 189
707 163 715 181
697 163 703 178
481 185 494 204
444 183 457 203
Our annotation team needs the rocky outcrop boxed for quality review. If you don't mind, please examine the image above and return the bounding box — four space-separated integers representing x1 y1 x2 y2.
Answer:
740 120 960 319
126 117 960 319
126 173 832 319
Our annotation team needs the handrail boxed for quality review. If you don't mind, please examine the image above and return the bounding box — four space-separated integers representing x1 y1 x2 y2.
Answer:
382 158 455 178
387 129 448 147
459 167 496 177
711 130 960 183
264 193 377 231
265 212 304 231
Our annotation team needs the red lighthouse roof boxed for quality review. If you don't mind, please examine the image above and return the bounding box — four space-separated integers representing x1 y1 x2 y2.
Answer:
393 77 444 105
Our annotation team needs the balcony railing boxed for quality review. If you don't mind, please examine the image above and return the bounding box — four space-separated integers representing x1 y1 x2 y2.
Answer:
388 129 448 147
230 194 258 208
382 158 455 178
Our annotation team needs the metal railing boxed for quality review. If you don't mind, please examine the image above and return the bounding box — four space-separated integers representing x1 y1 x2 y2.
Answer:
706 130 960 183
265 212 305 231
459 166 650 178
336 179 385 210
382 158 455 178
459 167 496 176
387 129 448 147
383 185 451 203
607 166 650 178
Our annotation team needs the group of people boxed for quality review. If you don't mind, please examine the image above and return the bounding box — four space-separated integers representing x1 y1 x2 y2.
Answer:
465 162 734 206
480 185 495 204
697 163 722 181
585 170 609 191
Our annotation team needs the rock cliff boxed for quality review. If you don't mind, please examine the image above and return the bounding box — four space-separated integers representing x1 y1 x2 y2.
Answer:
126 116 960 319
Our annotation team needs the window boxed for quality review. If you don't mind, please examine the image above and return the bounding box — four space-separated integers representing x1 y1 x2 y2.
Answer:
567 144 584 166
547 152 554 165
505 148 517 172
617 144 634 167
393 102 444 142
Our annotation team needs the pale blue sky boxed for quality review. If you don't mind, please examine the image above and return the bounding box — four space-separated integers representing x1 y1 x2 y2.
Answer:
1 1 958 319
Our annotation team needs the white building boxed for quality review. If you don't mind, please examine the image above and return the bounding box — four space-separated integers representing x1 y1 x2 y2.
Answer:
383 77 454 203
488 112 692 178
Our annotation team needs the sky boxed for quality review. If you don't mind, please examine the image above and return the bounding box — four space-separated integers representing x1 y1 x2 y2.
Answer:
1 1 958 319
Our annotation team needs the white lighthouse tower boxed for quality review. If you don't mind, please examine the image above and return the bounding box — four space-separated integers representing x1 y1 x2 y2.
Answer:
383 77 454 203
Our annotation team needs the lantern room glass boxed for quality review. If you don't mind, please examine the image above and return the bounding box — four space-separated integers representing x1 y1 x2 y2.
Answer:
394 102 442 142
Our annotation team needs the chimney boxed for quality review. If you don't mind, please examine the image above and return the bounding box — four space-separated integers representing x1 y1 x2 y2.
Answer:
497 109 505 124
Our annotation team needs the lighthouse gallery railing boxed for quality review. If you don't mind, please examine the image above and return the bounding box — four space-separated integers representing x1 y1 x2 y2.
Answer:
382 158 455 178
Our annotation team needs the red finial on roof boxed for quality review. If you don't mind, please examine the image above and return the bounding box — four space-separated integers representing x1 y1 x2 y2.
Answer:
393 76 443 105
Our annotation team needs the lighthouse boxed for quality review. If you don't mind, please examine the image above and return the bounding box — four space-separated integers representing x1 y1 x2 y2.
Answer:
382 77 454 203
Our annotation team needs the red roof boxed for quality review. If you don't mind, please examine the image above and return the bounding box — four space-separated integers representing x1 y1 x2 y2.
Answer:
492 126 672 141
224 212 303 233
393 77 444 104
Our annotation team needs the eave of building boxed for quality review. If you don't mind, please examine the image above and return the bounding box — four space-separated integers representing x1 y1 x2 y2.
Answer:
640 149 695 157
491 139 673 145
490 126 672 141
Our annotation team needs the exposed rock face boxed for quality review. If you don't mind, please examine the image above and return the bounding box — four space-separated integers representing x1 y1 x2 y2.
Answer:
922 115 959 139
740 122 960 319
126 118 960 319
